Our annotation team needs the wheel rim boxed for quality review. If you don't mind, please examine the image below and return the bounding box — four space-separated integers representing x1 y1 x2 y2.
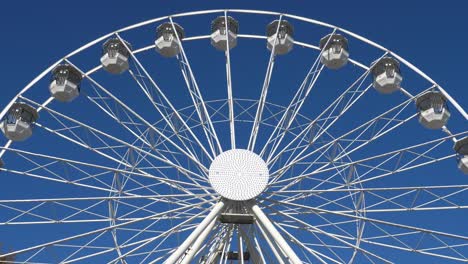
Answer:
0 9 466 263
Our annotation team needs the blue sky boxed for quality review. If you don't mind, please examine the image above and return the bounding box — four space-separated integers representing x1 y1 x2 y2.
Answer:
0 1 466 108
0 1 467 263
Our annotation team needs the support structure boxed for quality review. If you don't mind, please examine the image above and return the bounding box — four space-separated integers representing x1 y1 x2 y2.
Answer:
164 200 225 264
250 203 302 264
256 219 286 264
2 9 465 264
180 218 217 264
162 200 303 264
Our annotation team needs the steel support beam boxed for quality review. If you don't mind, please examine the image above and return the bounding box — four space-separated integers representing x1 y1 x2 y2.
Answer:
180 218 217 264
256 217 287 264
164 200 225 264
250 204 302 264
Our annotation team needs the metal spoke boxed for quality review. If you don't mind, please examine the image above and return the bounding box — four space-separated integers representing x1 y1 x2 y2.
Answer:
259 200 393 263
224 11 236 149
260 28 338 160
114 33 214 162
272 131 467 190
267 198 468 261
248 14 283 152
169 17 223 157
269 87 432 189
0 198 215 259
65 60 209 174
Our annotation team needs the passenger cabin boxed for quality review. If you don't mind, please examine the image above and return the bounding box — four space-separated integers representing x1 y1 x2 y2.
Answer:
0 103 38 141
454 136 468 174
49 64 82 102
319 33 349 70
416 91 450 129
266 20 294 55
371 57 402 94
155 22 185 57
211 16 239 51
101 38 132 74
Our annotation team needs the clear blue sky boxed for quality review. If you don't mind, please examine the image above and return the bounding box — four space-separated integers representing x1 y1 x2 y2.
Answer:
0 1 467 263
0 1 466 108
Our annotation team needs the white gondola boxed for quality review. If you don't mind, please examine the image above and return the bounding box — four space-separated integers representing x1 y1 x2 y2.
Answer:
454 136 468 174
100 38 131 74
266 20 294 55
416 91 450 129
210 16 239 51
0 103 38 141
319 33 349 70
49 64 82 102
371 57 402 94
155 22 185 58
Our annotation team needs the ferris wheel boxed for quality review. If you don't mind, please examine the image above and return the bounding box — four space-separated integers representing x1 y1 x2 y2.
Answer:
0 9 467 263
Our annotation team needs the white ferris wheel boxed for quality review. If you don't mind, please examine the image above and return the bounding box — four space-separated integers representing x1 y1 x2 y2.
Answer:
0 9 467 264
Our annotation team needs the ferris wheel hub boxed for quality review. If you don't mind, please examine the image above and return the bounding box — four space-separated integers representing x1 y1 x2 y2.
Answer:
208 149 269 201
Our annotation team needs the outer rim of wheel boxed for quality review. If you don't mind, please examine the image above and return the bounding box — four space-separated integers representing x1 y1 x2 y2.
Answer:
0 9 465 263
0 9 466 123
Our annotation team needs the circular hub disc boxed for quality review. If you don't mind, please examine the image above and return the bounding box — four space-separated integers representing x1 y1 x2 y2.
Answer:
208 149 269 201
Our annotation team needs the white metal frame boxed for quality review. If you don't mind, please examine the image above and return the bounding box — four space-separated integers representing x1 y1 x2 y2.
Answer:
0 9 466 264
